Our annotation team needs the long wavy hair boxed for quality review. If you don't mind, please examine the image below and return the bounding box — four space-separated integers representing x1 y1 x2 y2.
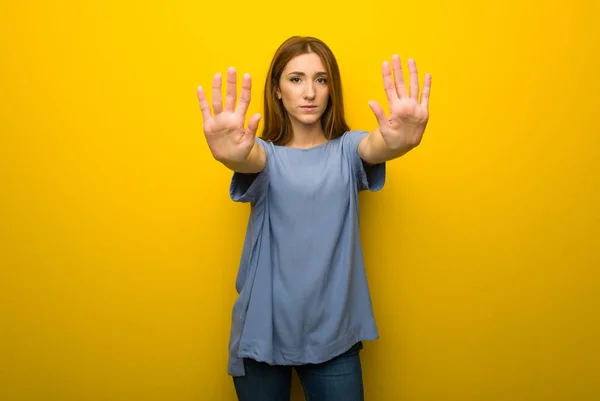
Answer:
260 36 350 145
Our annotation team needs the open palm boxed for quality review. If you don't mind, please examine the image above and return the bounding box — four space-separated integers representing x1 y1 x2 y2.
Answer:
368 55 431 150
197 67 261 163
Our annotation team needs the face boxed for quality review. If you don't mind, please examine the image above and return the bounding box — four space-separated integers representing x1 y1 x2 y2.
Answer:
276 52 330 128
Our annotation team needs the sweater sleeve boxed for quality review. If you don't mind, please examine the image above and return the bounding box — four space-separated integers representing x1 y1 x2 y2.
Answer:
341 130 386 192
229 138 270 203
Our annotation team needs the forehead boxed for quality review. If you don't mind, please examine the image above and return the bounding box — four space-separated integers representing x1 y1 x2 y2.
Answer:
283 52 326 73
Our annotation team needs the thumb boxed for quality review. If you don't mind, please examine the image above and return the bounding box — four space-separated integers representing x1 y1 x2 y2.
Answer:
246 113 262 136
368 100 388 129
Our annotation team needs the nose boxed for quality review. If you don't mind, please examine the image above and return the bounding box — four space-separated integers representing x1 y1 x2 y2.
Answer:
303 82 316 100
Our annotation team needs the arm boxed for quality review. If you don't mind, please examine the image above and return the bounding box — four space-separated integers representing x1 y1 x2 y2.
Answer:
359 55 432 165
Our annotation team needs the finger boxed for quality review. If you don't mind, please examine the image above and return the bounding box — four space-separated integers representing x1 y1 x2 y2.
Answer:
224 67 237 112
391 55 407 98
212 73 223 114
420 73 432 109
196 86 212 122
381 61 398 104
368 100 389 129
246 113 262 136
408 59 419 101
236 73 252 117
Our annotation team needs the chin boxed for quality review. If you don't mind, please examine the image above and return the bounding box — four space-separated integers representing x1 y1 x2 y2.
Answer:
302 117 321 125
295 114 323 125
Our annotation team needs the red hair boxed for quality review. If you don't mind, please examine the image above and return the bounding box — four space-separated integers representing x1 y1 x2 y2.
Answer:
260 36 350 145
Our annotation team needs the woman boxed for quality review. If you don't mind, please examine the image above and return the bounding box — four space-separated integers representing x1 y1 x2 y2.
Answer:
196 36 431 401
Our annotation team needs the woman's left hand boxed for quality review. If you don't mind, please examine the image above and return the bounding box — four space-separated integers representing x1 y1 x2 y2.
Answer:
368 55 432 151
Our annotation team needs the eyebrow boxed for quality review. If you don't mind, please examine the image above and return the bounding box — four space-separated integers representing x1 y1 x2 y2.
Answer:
287 71 328 76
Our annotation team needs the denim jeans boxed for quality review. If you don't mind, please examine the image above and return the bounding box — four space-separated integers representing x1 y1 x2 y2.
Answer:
232 342 364 401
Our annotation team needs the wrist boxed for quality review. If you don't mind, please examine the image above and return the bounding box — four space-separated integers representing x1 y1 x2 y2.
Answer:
219 141 265 174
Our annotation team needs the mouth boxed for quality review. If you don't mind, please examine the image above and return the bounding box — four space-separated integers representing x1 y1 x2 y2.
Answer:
300 105 318 110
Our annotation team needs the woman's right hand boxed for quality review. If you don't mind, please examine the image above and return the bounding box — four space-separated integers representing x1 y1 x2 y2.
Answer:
197 67 262 164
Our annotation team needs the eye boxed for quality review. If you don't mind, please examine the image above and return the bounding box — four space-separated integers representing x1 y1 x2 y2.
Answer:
290 77 301 83
317 77 328 84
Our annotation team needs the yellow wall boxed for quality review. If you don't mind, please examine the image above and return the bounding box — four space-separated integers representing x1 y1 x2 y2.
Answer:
2 0 599 400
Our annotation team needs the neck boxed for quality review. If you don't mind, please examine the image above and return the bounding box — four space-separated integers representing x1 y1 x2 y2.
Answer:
287 119 327 149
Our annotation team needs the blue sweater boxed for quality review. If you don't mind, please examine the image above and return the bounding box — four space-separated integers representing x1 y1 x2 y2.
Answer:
227 130 386 376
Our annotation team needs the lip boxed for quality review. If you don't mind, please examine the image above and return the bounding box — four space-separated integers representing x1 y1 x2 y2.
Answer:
300 105 317 109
